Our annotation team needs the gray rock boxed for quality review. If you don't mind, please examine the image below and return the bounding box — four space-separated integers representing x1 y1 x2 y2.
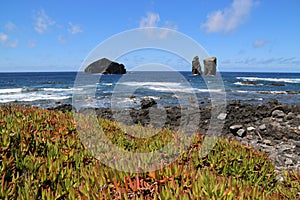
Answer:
140 98 157 109
285 158 293 165
259 124 266 131
247 126 256 131
217 113 227 120
285 112 295 120
230 125 244 135
84 58 126 74
230 125 243 131
192 56 202 75
237 129 246 137
203 57 217 76
262 139 272 145
272 110 286 118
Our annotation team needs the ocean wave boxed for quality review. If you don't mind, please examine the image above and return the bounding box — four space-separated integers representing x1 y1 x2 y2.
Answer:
0 93 70 103
0 88 23 94
0 87 83 94
43 88 83 92
236 77 300 83
118 81 181 87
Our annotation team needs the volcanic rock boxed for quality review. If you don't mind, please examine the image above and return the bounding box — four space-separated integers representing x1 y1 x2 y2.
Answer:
203 57 217 76
84 58 126 74
192 56 202 75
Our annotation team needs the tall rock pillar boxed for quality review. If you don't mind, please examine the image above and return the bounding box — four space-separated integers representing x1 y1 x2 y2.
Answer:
204 57 217 76
192 56 202 75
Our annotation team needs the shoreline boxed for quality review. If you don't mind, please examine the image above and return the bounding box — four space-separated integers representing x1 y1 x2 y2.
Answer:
50 99 300 173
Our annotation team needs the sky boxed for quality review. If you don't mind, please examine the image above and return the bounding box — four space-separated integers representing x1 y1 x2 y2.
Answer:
0 0 300 72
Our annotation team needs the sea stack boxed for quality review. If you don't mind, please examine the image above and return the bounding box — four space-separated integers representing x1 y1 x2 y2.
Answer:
204 57 217 76
192 56 202 75
84 58 126 74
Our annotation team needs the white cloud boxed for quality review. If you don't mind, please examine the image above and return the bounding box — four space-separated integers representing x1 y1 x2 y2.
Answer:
7 40 18 48
139 12 178 39
58 35 67 44
202 0 258 33
139 12 160 28
5 21 17 31
253 39 267 48
0 32 9 43
68 22 83 34
34 9 55 34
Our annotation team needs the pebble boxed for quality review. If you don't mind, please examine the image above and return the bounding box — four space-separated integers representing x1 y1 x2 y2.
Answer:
262 139 272 145
259 124 266 131
237 129 246 137
217 113 227 120
247 126 255 131
285 158 293 165
230 125 243 130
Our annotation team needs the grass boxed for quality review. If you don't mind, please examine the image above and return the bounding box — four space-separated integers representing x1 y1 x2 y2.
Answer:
0 104 299 199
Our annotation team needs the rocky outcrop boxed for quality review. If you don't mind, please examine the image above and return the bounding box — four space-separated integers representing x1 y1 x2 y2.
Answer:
84 58 126 74
192 56 202 75
51 100 300 172
204 57 217 76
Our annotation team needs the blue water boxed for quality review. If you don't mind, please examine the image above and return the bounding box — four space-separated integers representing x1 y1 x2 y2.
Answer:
0 71 299 108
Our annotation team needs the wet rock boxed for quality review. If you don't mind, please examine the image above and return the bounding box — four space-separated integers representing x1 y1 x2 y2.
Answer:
140 98 157 109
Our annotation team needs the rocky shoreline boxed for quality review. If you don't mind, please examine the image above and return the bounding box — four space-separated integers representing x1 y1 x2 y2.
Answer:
51 99 300 174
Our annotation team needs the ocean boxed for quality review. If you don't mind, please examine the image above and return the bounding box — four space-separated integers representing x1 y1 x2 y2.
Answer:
0 71 299 109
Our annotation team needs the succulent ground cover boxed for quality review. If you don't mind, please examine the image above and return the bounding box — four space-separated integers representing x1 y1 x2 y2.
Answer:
0 105 299 199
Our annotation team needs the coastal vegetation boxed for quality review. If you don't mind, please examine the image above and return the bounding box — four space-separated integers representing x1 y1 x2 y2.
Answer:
0 105 299 199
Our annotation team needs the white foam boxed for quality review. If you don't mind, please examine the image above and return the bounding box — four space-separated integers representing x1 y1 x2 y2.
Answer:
0 92 70 103
0 88 23 94
233 82 263 86
119 81 181 87
236 77 300 83
43 87 83 92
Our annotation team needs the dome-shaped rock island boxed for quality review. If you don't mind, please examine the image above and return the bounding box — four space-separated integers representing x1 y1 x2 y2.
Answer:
84 58 126 74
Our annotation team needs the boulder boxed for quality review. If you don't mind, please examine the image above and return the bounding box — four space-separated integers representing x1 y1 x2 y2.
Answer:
272 110 286 118
204 57 217 76
192 56 202 75
84 58 126 74
141 98 157 109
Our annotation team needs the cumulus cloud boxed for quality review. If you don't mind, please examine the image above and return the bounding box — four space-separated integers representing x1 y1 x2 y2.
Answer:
202 0 258 33
68 22 83 34
7 40 18 48
34 9 55 34
0 32 9 43
139 12 177 39
5 21 17 31
139 12 160 28
253 39 267 48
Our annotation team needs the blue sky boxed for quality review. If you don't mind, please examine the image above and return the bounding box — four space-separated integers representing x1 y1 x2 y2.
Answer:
0 0 300 72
